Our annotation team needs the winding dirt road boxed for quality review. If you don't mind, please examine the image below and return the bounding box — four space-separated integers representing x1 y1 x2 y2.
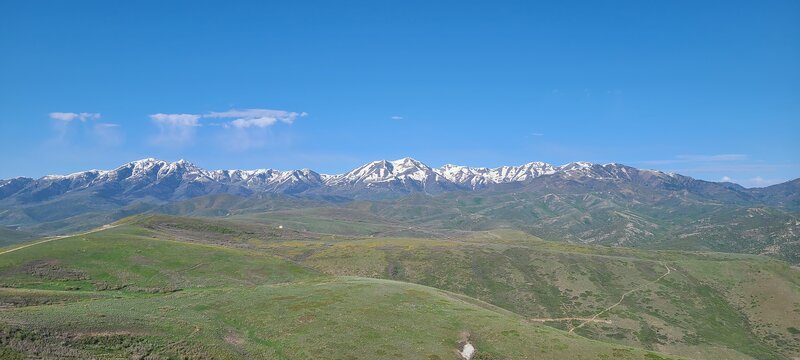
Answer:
529 317 612 324
567 262 672 333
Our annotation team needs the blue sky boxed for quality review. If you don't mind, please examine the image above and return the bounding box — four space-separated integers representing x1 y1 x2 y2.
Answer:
1 1 798 187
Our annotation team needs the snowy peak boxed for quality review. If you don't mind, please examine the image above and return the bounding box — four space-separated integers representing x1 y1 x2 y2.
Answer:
328 157 441 188
338 160 395 183
0 157 688 202
389 157 439 183
436 161 557 189
98 158 209 183
32 157 649 188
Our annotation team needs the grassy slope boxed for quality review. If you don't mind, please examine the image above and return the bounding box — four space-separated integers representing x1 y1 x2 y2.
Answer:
0 225 674 359
0 225 315 291
133 215 800 360
277 236 799 360
0 227 36 247
361 191 800 264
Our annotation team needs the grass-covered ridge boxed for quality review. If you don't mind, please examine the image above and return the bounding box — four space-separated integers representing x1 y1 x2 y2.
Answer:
124 215 800 359
0 277 678 359
0 220 682 359
0 225 317 292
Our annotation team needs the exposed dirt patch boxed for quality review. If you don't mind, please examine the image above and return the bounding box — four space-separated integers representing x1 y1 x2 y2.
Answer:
73 330 141 337
297 313 316 324
19 260 89 281
129 255 156 266
224 330 245 346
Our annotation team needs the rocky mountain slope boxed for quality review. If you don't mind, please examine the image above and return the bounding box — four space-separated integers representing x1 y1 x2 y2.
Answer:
3 157 796 202
1 158 798 262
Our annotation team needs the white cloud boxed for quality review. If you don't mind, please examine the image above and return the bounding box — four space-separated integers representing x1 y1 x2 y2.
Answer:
205 109 306 125
720 176 732 182
149 113 200 146
46 112 122 147
147 108 305 148
391 116 404 120
149 113 200 126
95 123 120 128
49 112 101 122
230 117 279 128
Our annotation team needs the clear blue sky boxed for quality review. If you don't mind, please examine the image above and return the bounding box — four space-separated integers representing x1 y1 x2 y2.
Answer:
1 1 798 187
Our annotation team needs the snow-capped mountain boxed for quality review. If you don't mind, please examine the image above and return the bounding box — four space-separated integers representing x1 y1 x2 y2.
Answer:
439 162 559 189
324 157 458 193
0 157 748 204
2 157 797 243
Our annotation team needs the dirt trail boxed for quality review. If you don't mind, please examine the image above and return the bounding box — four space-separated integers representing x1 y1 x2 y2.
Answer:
529 317 612 324
486 231 503 240
0 224 118 256
567 262 672 334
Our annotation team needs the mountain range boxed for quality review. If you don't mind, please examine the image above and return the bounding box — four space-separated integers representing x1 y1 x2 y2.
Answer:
1 157 798 263
3 157 797 201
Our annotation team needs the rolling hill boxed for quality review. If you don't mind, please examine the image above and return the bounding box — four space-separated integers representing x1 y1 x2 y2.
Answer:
0 222 684 359
128 215 800 360
1 157 798 359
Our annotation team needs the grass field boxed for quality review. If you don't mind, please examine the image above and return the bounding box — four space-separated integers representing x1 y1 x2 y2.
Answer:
0 222 684 359
275 237 799 359
127 215 800 359
0 227 35 247
0 214 800 359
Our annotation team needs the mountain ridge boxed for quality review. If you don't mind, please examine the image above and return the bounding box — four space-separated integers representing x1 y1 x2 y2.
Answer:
2 157 798 255
5 157 788 198
3 157 796 206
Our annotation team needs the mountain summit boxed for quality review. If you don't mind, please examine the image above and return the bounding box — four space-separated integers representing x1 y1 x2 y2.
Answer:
1 157 710 202
1 157 798 264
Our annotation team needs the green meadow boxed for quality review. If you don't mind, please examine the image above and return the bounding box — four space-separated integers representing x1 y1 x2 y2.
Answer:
0 215 797 359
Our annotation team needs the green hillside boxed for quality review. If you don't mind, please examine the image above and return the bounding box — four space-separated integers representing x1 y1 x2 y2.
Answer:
133 215 800 359
0 223 678 359
0 227 36 247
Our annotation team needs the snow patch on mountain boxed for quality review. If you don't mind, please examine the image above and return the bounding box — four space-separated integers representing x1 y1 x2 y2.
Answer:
1 157 681 201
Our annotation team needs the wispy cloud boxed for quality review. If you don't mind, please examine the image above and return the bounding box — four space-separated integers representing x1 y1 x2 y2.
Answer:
391 115 403 120
207 109 306 126
149 113 200 146
91 123 123 146
149 113 200 126
49 112 101 122
47 111 122 147
94 123 120 128
148 108 306 149
229 117 280 128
